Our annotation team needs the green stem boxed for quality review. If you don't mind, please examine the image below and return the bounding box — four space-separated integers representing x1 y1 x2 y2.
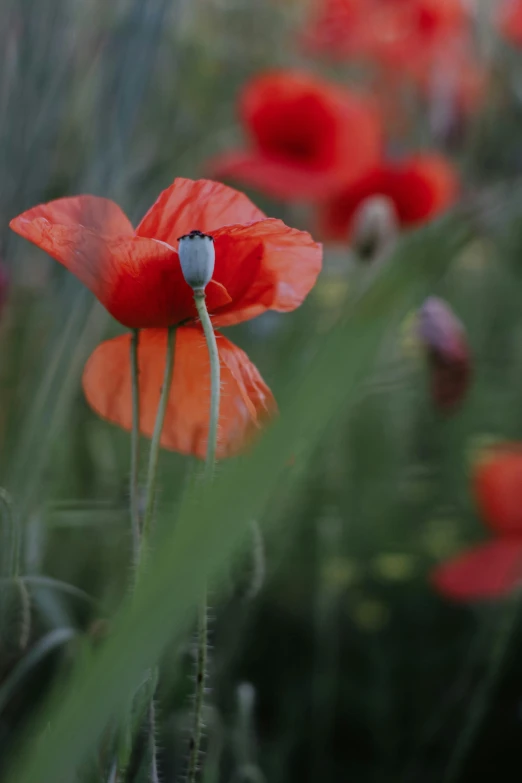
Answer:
194 292 220 481
130 328 141 566
186 292 221 783
123 326 175 782
141 326 177 547
186 598 208 783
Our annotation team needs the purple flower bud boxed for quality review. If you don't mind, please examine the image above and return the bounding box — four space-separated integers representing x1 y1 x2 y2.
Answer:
418 296 471 412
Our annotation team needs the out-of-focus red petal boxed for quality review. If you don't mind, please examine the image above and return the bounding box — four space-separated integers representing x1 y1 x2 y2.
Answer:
136 178 266 245
389 155 459 224
209 150 360 203
498 0 522 47
210 219 322 327
209 70 382 201
10 196 231 329
431 540 522 601
317 154 458 242
316 168 388 241
300 0 469 71
474 449 522 537
82 327 276 460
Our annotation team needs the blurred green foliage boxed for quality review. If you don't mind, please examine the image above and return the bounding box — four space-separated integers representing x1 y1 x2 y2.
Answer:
2 1 522 782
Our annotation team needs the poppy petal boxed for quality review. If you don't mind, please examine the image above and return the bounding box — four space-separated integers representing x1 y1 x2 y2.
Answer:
10 195 134 237
209 70 382 202
474 449 522 536
431 540 522 601
10 198 231 329
82 327 276 460
210 218 322 327
209 150 363 202
136 178 266 245
390 155 459 225
317 155 458 242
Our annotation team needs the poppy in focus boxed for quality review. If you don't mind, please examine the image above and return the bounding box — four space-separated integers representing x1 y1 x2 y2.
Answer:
417 297 471 413
83 328 276 460
432 447 522 600
207 70 382 201
10 178 322 329
317 154 459 243
11 179 322 459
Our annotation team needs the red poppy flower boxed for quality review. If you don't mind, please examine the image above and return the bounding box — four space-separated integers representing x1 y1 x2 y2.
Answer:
498 0 522 47
432 448 522 601
431 539 522 601
317 154 459 242
83 327 276 460
474 449 522 537
10 178 322 329
207 70 382 201
301 0 469 74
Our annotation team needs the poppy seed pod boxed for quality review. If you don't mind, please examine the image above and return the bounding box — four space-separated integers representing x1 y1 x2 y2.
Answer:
178 230 215 292
350 195 397 261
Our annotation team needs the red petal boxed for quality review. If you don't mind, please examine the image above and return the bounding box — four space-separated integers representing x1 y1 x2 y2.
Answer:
10 195 134 236
209 70 382 201
431 540 522 601
474 449 522 536
210 218 322 327
389 155 459 224
82 327 276 460
498 0 522 47
317 155 458 242
136 178 266 245
10 195 231 329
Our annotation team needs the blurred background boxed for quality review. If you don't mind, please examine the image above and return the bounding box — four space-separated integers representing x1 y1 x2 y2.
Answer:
2 0 522 781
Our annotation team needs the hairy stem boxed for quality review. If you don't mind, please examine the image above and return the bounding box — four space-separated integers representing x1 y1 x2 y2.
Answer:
130 328 141 566
124 326 176 781
186 292 221 783
141 326 177 547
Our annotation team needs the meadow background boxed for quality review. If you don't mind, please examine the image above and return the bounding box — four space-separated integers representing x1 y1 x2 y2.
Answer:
1 0 522 781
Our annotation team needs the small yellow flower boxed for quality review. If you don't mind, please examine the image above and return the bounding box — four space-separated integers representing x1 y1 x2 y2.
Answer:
370 553 417 582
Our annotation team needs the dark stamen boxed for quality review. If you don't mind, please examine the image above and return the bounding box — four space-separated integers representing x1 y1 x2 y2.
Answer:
178 229 214 241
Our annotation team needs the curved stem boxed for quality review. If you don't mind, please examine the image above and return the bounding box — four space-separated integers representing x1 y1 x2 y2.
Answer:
141 326 177 547
130 328 141 566
194 292 220 481
186 292 221 783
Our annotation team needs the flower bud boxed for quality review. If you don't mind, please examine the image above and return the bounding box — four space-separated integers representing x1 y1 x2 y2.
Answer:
350 196 398 262
178 230 215 292
418 296 471 412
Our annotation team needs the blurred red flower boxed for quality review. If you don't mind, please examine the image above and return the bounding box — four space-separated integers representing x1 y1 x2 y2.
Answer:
432 448 522 600
83 327 276 460
498 0 522 47
301 0 469 73
317 154 459 242
208 70 382 201
10 178 321 329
